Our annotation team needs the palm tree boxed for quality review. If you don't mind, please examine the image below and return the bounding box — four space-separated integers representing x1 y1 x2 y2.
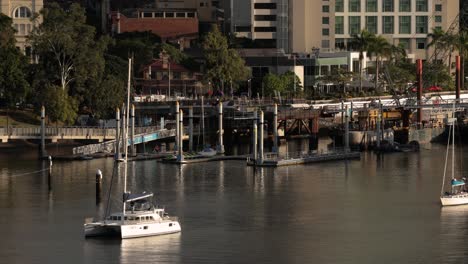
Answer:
350 30 376 93
368 36 392 92
427 27 447 63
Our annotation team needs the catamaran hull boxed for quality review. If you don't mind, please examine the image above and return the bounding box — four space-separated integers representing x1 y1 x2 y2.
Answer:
440 195 468 206
84 221 181 239
121 221 181 239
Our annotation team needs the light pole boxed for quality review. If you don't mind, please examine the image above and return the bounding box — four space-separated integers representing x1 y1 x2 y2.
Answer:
248 79 251 98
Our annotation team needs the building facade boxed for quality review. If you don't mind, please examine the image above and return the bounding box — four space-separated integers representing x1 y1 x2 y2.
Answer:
225 0 290 52
290 0 459 61
0 0 43 53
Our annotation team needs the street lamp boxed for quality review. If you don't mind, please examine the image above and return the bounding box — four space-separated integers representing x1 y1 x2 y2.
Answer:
247 78 251 98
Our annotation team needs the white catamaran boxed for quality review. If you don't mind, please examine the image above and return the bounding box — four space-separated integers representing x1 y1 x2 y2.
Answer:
440 106 468 206
84 58 181 238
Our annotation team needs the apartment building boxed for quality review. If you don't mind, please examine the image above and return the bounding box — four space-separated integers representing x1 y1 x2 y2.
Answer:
0 0 43 53
291 0 459 60
225 0 290 52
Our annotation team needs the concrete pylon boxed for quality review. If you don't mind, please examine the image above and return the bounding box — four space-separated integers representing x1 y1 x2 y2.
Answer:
115 107 120 160
252 111 258 162
40 106 46 158
259 111 264 165
177 110 184 162
189 107 193 152
345 105 349 152
272 104 278 153
217 101 225 154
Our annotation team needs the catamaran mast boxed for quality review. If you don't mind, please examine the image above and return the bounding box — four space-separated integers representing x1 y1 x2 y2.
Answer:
123 57 132 215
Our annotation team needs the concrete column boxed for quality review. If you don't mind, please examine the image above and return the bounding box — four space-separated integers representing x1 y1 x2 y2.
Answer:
189 107 194 152
345 106 349 152
217 101 225 154
416 59 423 128
252 111 258 162
273 103 278 153
96 169 102 205
376 106 381 149
259 111 264 165
40 106 46 158
131 104 135 156
456 55 461 101
177 110 184 162
160 117 165 130
115 107 120 160
175 101 179 151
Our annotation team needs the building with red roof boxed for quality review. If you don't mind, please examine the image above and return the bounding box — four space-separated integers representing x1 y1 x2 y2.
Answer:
110 9 199 49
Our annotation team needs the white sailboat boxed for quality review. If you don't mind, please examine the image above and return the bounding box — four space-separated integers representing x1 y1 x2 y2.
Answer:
198 96 217 157
440 105 468 206
84 58 181 238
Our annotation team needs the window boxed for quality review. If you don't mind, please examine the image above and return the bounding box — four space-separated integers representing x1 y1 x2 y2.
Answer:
322 17 329 24
176 12 185 18
399 0 411 12
416 38 426 49
435 16 442 23
142 12 152 18
399 16 411 34
366 0 377 12
335 16 344 34
235 26 251 32
254 27 276 32
349 0 360 12
322 40 330 48
187 12 195 18
383 16 394 34
383 0 394 12
322 28 330 36
399 39 410 49
335 0 344 12
14 7 31 18
255 15 276 21
416 16 427 33
322 5 329 12
165 12 174 17
435 4 442 12
366 16 377 34
335 38 345 49
155 12 163 17
416 0 428 12
254 3 276 9
19 24 25 35
349 16 361 35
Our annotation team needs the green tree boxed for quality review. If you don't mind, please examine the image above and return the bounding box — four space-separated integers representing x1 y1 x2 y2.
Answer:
428 27 448 63
368 35 392 92
39 84 78 125
262 71 302 97
203 25 249 93
349 30 376 93
0 14 30 107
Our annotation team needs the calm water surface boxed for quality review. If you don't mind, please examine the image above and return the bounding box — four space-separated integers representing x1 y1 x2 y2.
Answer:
1 143 468 264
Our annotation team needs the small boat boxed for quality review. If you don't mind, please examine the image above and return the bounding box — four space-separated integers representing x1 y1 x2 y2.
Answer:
84 192 181 238
440 107 468 206
198 147 217 157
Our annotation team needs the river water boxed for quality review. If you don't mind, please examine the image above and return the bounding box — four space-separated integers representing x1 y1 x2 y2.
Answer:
1 141 468 264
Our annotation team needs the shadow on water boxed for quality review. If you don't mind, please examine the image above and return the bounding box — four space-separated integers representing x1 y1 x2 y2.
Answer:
439 205 468 263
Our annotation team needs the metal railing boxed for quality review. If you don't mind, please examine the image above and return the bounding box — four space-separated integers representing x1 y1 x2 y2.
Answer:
263 148 350 161
0 126 161 138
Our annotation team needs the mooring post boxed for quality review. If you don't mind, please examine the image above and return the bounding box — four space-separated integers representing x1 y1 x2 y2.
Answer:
456 55 461 101
416 59 423 128
115 107 120 160
175 101 179 152
252 111 258 162
379 99 384 142
40 105 46 158
376 105 381 149
345 105 350 152
273 103 278 153
259 111 264 165
217 101 225 154
189 106 194 152
160 117 165 130
96 169 102 205
131 104 136 157
177 110 184 162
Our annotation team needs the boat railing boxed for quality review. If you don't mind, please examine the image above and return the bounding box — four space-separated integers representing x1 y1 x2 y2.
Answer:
164 216 179 222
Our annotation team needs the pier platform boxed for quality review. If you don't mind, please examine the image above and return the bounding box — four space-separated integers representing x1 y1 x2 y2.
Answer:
247 151 360 167
161 154 248 164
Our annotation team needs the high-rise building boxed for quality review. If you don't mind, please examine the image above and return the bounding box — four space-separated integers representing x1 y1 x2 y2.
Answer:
290 0 459 60
0 0 43 54
225 0 290 52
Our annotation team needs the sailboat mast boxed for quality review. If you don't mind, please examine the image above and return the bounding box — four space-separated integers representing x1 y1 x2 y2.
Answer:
123 58 132 215
452 101 455 180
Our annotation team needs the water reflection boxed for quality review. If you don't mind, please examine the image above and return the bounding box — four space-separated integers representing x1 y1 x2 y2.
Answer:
439 206 468 263
120 233 181 264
